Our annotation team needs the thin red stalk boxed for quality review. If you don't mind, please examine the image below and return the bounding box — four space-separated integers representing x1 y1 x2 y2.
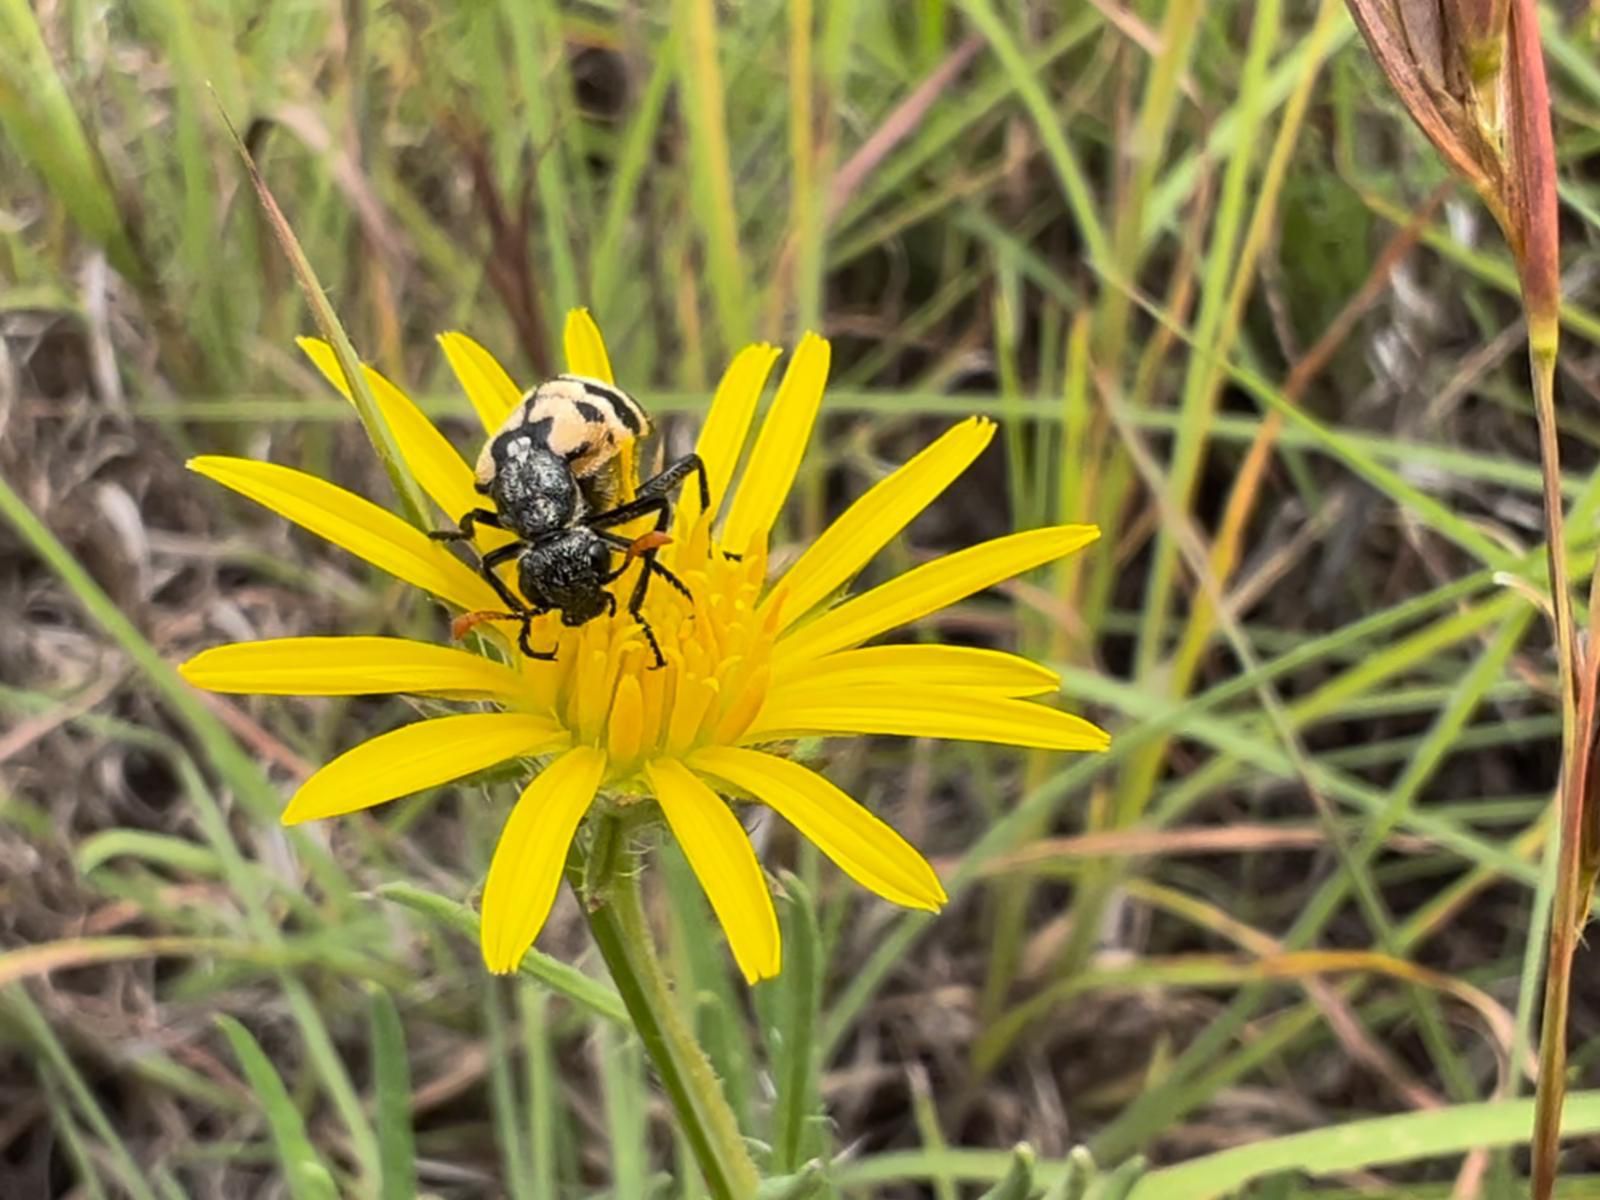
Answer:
1531 344 1578 1200
1503 0 1573 1190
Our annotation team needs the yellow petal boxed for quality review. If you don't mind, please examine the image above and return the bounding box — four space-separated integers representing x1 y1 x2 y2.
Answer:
189 456 501 612
298 338 480 526
745 688 1110 752
179 636 532 702
561 308 638 498
676 342 782 531
664 673 718 757
645 758 780 983
563 308 615 384
773 524 1100 669
766 417 996 627
606 673 645 765
284 712 569 824
437 331 524 433
719 333 831 556
713 663 770 744
689 747 945 911
481 746 607 973
771 644 1059 698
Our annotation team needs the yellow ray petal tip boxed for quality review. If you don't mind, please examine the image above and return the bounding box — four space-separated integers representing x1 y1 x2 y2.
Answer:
436 330 484 354
186 454 252 479
481 936 522 975
741 939 783 983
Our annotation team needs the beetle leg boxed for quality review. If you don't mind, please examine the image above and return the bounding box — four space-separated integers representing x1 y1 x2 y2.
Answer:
430 507 504 542
516 617 558 661
646 557 693 601
586 453 706 536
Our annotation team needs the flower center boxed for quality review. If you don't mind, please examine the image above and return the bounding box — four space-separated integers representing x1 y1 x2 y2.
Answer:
514 515 780 781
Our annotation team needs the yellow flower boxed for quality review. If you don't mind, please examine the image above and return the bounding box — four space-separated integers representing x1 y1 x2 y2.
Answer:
180 311 1107 982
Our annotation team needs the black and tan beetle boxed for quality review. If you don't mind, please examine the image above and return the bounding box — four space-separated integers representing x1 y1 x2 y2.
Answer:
430 374 707 668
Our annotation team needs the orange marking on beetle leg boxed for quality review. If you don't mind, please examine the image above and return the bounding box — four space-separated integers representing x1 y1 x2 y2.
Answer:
452 610 514 640
626 531 673 561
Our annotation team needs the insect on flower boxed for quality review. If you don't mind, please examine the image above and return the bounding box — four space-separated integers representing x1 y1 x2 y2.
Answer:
430 375 708 668
179 311 1110 983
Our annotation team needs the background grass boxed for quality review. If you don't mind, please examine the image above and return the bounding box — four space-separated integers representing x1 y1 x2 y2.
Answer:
3 1 1600 1196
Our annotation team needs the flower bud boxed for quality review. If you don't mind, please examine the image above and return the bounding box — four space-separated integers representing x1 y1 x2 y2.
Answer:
1345 0 1557 341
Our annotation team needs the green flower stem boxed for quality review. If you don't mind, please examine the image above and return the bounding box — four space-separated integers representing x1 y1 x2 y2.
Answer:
575 825 760 1200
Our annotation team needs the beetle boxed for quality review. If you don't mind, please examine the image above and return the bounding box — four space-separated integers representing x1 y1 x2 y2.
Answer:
430 375 707 668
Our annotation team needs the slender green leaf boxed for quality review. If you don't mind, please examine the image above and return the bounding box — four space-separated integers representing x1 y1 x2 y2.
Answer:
977 1144 1035 1200
217 1016 339 1200
767 875 822 1174
378 882 629 1025
0 0 147 281
755 1161 826 1200
368 988 416 1200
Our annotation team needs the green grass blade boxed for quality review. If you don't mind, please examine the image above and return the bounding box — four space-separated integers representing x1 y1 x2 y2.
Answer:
1115 278 1514 569
977 1145 1035 1200
598 1020 649 1199
377 882 628 1024
485 979 537 1200
504 0 580 332
368 987 417 1200
38 1073 110 1200
214 103 432 531
76 829 225 879
832 1091 1600 1194
591 25 680 320
1128 1092 1600 1200
519 986 561 1199
754 1160 826 1200
1129 0 1281 684
0 0 148 283
675 0 749 350
1044 1147 1097 1200
216 1016 340 1200
953 0 1107 266
0 467 381 1184
767 874 822 1174
820 569 1538 1056
1143 19 1354 247
665 845 755 1129
4 989 161 1200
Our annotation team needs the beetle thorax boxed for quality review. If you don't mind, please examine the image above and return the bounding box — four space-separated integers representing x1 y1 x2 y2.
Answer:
490 440 580 539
